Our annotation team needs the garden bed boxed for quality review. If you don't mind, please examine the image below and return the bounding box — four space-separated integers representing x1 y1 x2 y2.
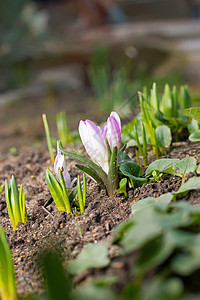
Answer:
0 140 199 296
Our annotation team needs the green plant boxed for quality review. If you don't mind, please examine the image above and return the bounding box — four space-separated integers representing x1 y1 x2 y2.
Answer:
42 114 55 165
122 83 194 156
87 46 137 117
5 175 27 231
46 168 87 214
0 227 17 300
56 112 75 145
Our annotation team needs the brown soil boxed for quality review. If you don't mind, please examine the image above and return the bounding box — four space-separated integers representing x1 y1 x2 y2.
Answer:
0 140 199 296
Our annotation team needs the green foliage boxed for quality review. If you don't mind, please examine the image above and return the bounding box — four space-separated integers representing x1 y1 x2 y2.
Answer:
116 178 127 197
87 46 137 116
119 162 147 188
56 112 75 145
145 158 179 177
5 175 27 231
172 176 200 198
189 129 200 142
0 227 17 300
0 0 48 91
67 243 110 274
42 114 55 165
46 169 87 214
59 142 119 197
155 125 172 149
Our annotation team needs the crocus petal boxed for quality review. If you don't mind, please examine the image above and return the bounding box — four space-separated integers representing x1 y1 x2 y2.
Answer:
54 152 71 189
110 111 121 130
106 112 121 150
79 120 109 174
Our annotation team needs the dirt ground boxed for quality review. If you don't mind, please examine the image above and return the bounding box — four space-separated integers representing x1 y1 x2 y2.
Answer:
0 139 199 296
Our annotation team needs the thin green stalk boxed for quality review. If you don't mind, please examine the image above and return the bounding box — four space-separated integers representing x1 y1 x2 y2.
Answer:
108 147 118 197
77 176 84 214
135 149 140 166
142 124 148 167
82 174 86 206
42 114 55 164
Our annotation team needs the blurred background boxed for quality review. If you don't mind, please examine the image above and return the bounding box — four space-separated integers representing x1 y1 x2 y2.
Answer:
0 0 200 152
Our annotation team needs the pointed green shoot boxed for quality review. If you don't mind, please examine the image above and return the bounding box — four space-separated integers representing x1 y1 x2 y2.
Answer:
46 168 71 213
108 147 118 197
77 176 85 214
42 114 55 164
0 227 17 300
5 176 27 231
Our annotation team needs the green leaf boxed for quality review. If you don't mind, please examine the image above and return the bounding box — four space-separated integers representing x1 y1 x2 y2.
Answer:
59 143 108 190
141 277 183 300
76 164 106 189
155 125 172 148
145 158 179 176
108 147 118 196
163 84 172 118
182 107 200 122
67 243 110 274
74 284 117 300
173 157 197 176
117 150 132 164
132 193 173 215
120 162 147 186
116 178 127 197
46 168 67 212
197 163 200 174
0 227 17 300
189 130 200 142
173 176 200 198
171 235 200 276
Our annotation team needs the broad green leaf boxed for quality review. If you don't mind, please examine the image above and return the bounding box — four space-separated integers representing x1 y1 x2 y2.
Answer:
73 284 117 300
141 277 183 300
121 206 191 254
189 130 200 142
131 193 173 215
182 107 200 122
155 125 172 148
173 157 197 176
120 162 147 185
171 235 200 275
196 163 200 174
67 243 110 274
145 158 179 176
116 178 127 197
173 176 200 198
187 119 199 134
117 150 132 164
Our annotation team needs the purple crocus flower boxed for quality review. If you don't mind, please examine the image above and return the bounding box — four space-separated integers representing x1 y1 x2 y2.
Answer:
54 151 71 189
106 111 121 150
78 111 121 174
79 119 109 174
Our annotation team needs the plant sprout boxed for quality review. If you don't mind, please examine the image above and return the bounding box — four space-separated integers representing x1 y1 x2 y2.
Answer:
56 111 74 145
5 176 27 231
46 152 87 213
59 111 121 196
0 227 17 300
42 113 55 164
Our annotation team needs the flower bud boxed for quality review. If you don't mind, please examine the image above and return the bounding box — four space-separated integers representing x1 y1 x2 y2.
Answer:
54 152 71 189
